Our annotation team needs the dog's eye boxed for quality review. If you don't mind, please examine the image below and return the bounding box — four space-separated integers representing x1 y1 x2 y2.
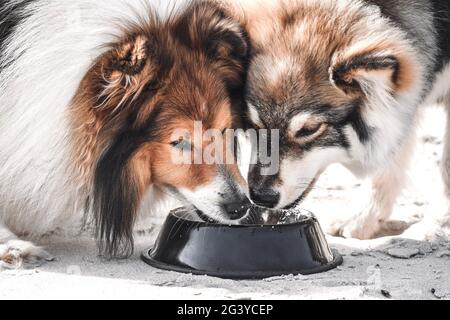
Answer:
295 123 324 139
170 138 192 150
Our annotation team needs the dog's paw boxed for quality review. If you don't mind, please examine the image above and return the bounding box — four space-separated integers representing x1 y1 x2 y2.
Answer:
401 220 450 242
329 218 379 240
374 220 413 238
328 217 412 240
0 240 54 270
329 218 412 240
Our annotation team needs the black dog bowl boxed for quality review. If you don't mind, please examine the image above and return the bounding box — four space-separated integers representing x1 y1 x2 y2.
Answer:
142 208 343 279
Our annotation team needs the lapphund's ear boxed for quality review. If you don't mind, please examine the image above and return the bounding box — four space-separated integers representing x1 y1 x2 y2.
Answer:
173 2 248 87
93 132 152 258
330 49 416 96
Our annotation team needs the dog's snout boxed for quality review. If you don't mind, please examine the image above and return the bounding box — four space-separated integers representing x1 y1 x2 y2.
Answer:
223 197 252 220
248 164 280 209
250 187 280 209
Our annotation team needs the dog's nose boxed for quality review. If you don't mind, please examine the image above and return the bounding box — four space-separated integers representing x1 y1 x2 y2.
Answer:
223 197 252 220
250 188 280 209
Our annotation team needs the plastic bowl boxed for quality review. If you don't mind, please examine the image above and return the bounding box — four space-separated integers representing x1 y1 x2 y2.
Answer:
142 207 343 279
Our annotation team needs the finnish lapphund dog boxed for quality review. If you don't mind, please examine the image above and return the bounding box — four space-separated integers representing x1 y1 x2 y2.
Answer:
0 0 251 267
225 0 450 240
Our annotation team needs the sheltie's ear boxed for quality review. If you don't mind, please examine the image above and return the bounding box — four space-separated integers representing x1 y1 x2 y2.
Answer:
93 133 152 258
107 34 149 76
173 2 248 87
330 48 416 96
93 34 161 115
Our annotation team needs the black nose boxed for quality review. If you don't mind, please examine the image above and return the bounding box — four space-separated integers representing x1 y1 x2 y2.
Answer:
223 197 252 220
250 188 280 209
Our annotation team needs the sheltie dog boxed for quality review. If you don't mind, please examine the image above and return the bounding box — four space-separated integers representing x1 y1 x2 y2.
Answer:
0 0 251 266
227 0 450 239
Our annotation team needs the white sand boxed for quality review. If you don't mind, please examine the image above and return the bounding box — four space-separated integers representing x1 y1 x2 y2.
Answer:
1 108 449 300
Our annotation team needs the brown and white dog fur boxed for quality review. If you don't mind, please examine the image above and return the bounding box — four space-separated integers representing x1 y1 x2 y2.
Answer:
224 0 450 240
0 0 251 267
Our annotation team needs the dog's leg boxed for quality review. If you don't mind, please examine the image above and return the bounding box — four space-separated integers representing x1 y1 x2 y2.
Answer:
0 224 54 270
331 132 416 240
442 100 450 205
401 102 450 241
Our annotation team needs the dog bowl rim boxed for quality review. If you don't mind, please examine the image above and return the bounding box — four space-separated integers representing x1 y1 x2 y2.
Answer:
169 207 317 229
141 248 343 280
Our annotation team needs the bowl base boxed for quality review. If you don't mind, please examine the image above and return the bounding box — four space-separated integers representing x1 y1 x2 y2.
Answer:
141 248 343 280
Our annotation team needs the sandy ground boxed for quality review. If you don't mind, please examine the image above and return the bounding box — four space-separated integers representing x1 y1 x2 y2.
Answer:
1 107 450 300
